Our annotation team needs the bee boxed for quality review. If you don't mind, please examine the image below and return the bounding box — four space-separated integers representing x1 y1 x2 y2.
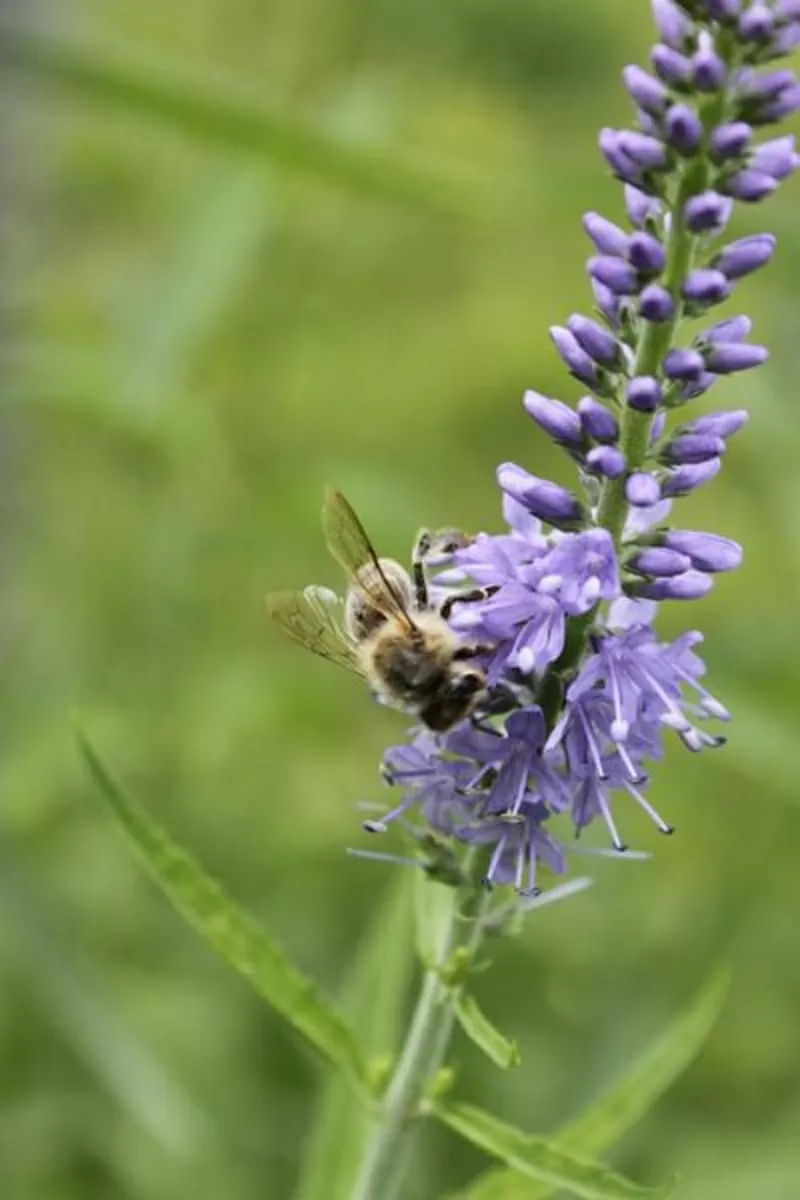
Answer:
265 490 492 732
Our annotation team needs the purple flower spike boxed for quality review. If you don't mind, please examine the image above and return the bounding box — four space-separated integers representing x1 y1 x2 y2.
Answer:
664 530 743 572
586 445 627 479
630 547 692 577
750 135 799 181
713 233 776 279
578 396 619 443
624 185 662 228
567 314 621 366
684 190 733 233
684 409 749 437
588 255 639 295
666 104 704 155
627 375 663 412
624 65 669 113
664 348 705 381
523 390 584 448
497 463 586 531
710 122 752 161
617 130 670 170
662 458 723 496
682 269 732 307
662 434 726 465
652 0 694 49
738 3 775 42
583 212 630 256
634 570 714 600
626 472 662 507
651 44 693 87
628 231 666 274
550 326 599 386
704 342 768 373
639 283 674 322
692 40 727 91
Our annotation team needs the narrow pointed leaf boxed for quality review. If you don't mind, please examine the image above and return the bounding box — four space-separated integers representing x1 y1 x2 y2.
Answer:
433 1103 674 1200
79 734 367 1085
453 965 729 1200
455 993 521 1071
0 21 482 217
292 873 416 1200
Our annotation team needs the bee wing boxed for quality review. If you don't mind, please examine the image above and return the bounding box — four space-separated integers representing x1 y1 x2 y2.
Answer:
322 489 416 630
265 585 366 676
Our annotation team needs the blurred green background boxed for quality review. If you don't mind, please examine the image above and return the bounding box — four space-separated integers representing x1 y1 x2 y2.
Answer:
1 1 799 1197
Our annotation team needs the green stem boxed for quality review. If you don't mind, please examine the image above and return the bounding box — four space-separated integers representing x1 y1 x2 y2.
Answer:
351 885 490 1200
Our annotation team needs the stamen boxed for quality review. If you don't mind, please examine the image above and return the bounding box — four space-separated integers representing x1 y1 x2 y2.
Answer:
615 739 646 783
624 782 674 834
577 706 610 779
595 787 627 851
606 661 630 742
347 848 422 869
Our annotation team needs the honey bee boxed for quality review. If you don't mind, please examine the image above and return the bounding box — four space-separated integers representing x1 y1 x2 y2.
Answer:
265 490 491 731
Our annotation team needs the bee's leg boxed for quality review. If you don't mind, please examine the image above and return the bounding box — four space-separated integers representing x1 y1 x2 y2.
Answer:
411 530 432 610
440 586 499 621
452 641 493 661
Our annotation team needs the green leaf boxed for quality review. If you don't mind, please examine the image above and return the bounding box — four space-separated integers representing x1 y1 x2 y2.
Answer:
1 21 483 217
292 873 416 1200
432 1103 674 1200
79 733 367 1086
455 993 521 1071
453 964 729 1200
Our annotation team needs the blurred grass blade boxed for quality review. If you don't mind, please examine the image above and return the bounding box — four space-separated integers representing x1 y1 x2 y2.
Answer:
455 993 521 1071
432 1102 675 1200
453 964 730 1200
292 873 416 1200
1 20 481 216
79 733 367 1086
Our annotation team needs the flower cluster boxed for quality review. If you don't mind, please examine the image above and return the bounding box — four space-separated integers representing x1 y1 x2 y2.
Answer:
355 0 796 894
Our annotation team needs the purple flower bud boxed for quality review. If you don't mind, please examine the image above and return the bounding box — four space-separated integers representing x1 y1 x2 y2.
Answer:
586 445 627 479
549 326 599 386
775 0 800 19
651 44 692 87
684 190 734 233
588 255 639 295
713 233 776 280
639 283 674 322
682 372 717 401
591 278 622 326
662 434 726 464
578 396 619 443
627 375 663 412
740 68 796 102
692 44 727 92
650 411 667 444
497 463 585 530
704 314 752 343
750 135 799 180
662 458 722 496
710 122 752 161
567 314 621 366
738 3 775 42
665 104 703 155
684 409 749 437
630 547 692 577
635 570 714 600
623 65 669 113
705 0 742 23
628 231 666 274
664 348 705 381
617 131 669 170
704 342 768 372
722 168 778 201
600 128 642 183
626 472 662 506
652 0 694 49
624 184 662 229
682 269 732 306
758 84 800 123
583 212 630 256
773 22 800 56
664 530 743 572
523 390 584 447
